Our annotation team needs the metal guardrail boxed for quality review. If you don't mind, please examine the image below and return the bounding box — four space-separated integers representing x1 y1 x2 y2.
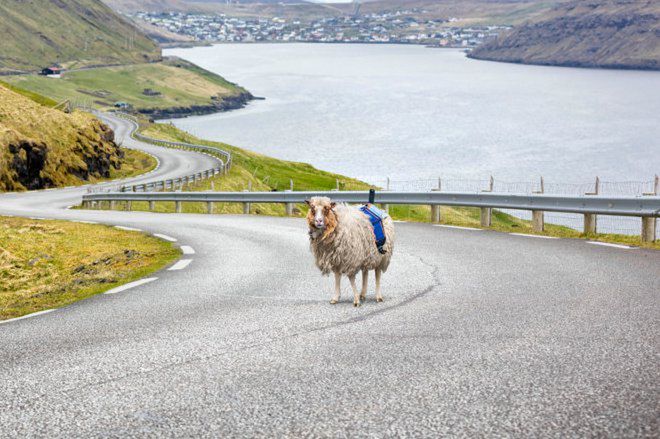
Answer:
82 190 660 241
81 191 660 216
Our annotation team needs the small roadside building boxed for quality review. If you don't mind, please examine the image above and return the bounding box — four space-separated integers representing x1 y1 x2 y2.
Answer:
41 67 62 75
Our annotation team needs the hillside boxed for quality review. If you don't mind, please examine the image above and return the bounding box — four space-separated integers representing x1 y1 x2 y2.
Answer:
0 0 161 74
103 0 565 25
0 85 123 191
469 0 660 70
3 58 253 119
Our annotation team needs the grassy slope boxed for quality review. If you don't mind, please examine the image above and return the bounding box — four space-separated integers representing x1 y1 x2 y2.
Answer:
470 0 660 70
0 0 160 74
3 59 249 113
0 84 122 190
109 148 158 180
0 84 159 191
124 122 658 249
0 216 180 320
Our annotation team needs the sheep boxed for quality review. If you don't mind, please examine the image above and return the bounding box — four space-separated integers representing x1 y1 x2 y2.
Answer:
305 196 395 307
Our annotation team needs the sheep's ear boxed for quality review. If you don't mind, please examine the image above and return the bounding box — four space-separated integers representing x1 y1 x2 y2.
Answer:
330 202 336 209
304 199 311 206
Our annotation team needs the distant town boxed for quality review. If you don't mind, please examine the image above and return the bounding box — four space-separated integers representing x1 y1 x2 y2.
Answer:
133 11 510 47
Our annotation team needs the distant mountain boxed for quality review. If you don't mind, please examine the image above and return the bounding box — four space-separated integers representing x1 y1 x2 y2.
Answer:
469 0 660 70
0 0 161 74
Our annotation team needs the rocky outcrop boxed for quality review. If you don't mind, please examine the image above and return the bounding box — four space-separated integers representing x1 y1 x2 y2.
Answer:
469 0 660 71
137 91 255 120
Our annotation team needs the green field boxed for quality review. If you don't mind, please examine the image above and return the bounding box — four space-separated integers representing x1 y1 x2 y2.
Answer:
0 216 180 320
3 59 249 115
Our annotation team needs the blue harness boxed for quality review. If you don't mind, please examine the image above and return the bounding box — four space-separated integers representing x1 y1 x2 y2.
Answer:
360 204 388 254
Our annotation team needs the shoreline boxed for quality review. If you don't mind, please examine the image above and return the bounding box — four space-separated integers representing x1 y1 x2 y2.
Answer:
141 90 260 120
467 52 660 73
165 41 660 74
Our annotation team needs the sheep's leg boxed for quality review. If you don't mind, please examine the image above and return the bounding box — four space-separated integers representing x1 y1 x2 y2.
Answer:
375 268 383 303
360 269 368 302
330 271 341 304
348 274 361 307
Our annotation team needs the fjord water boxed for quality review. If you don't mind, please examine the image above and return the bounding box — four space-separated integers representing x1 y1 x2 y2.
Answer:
164 44 660 184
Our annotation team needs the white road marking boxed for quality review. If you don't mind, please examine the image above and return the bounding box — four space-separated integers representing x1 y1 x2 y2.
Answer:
168 259 192 270
393 220 407 223
180 245 196 255
104 277 158 295
114 225 142 232
587 241 635 249
434 225 481 231
153 233 177 242
510 233 558 239
0 309 55 325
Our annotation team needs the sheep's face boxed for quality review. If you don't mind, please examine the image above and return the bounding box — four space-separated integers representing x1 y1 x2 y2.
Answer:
305 197 337 235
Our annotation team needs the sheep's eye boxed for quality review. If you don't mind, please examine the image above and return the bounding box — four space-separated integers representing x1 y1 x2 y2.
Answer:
310 207 315 214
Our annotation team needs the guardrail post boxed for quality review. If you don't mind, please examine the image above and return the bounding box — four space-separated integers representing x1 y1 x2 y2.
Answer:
285 189 294 216
641 217 656 242
243 189 250 214
532 176 545 232
149 201 155 211
480 176 493 227
641 175 658 242
110 200 116 210
207 201 214 214
175 201 182 213
584 176 599 234
431 186 441 224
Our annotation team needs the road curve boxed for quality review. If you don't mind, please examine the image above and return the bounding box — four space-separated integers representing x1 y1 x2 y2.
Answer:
0 115 658 437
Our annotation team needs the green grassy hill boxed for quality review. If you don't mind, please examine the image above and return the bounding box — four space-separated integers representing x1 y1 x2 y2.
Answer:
0 84 125 191
469 0 660 70
3 58 253 118
0 0 161 74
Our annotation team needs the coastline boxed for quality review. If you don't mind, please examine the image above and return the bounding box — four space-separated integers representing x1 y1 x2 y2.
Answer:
165 41 660 73
140 90 259 120
467 52 660 72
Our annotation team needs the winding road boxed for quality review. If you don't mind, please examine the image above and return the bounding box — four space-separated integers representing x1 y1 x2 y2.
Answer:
1 115 658 437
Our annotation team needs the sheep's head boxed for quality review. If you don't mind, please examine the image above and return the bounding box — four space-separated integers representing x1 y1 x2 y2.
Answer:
305 196 337 239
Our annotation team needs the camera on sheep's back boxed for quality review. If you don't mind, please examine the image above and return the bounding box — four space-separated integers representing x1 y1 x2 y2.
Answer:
305 196 395 307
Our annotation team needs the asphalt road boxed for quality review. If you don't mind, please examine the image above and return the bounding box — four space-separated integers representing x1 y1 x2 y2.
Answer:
0 115 658 438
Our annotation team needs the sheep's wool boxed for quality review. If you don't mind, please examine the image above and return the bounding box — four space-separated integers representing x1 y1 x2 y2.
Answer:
308 198 395 276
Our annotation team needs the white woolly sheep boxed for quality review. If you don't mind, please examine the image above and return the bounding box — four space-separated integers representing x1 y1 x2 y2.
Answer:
305 196 395 306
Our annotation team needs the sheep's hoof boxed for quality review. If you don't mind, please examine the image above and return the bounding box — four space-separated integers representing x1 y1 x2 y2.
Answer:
330 299 338 305
353 302 361 307
359 295 366 301
376 297 384 303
